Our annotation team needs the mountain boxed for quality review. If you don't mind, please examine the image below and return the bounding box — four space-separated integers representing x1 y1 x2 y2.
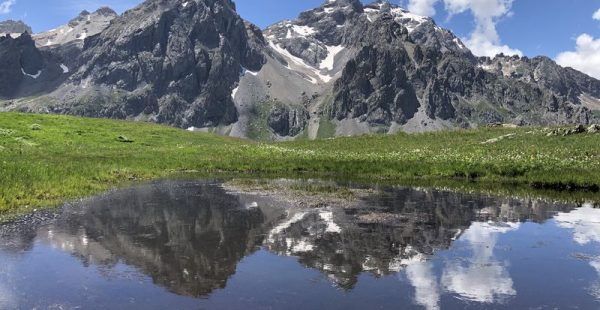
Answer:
18 0 265 127
32 7 117 48
254 0 597 137
0 33 68 98
1 0 599 139
0 8 117 101
0 20 32 37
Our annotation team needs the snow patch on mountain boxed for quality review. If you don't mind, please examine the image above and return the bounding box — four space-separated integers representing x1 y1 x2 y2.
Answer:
21 68 41 79
320 45 345 71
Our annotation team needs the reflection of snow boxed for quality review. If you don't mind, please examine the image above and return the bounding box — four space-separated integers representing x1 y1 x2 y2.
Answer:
269 212 307 236
389 246 427 272
319 211 341 233
405 260 440 310
287 238 314 253
554 203 600 245
266 209 345 257
442 222 519 303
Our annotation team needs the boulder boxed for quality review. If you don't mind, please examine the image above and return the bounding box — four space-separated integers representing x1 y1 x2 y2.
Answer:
588 124 600 133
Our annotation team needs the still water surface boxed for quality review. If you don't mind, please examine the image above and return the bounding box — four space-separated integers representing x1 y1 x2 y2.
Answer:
0 180 599 309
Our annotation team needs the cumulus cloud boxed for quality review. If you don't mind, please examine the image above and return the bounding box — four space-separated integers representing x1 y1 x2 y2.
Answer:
594 8 600 21
444 0 522 57
407 0 522 57
555 8 600 79
0 0 15 14
408 0 439 17
405 261 440 310
554 204 600 245
441 222 519 303
556 34 600 79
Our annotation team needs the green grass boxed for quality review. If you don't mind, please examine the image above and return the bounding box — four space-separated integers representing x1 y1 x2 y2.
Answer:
246 101 274 141
1 112 600 217
316 118 336 139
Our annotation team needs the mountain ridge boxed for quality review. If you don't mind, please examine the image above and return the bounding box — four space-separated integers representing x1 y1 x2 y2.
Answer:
0 0 598 140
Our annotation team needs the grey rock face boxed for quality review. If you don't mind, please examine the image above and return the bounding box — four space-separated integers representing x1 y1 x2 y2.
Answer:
61 0 265 128
267 104 308 136
0 20 32 35
328 46 420 125
0 34 41 97
320 1 598 130
0 33 67 98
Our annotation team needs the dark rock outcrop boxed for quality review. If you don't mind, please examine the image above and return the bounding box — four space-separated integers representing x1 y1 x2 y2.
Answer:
64 0 265 128
267 104 308 136
0 33 67 98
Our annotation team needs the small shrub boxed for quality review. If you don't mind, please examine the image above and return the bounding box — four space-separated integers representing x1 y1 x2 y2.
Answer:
116 135 134 143
30 124 42 131
0 128 15 136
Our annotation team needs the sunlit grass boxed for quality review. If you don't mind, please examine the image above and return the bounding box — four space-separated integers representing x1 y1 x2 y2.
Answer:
1 112 599 216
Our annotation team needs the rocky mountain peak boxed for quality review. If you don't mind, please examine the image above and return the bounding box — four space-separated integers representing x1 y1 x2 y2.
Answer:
55 0 265 128
0 20 32 36
94 7 117 17
322 0 363 11
33 6 118 48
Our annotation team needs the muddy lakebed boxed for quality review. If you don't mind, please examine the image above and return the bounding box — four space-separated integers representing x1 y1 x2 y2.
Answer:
0 179 599 309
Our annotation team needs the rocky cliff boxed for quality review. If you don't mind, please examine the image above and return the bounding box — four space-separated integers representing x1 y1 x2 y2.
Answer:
49 0 263 128
0 33 68 99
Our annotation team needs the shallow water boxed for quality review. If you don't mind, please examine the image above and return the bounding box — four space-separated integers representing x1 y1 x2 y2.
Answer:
0 180 599 309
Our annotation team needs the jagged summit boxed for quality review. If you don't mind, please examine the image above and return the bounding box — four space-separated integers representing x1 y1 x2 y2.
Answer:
322 0 363 10
94 7 117 17
32 6 117 48
59 0 265 128
0 20 32 38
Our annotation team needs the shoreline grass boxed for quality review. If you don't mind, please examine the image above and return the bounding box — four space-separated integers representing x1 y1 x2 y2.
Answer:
1 112 599 217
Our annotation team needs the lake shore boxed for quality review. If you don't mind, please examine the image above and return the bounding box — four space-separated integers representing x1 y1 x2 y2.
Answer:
1 112 599 217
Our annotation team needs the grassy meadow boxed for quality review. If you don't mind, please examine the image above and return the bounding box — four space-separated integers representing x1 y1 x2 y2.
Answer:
1 112 599 216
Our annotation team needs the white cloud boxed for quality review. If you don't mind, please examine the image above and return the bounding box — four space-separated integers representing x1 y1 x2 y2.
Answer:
406 0 522 57
444 0 522 57
593 8 600 21
0 0 15 14
405 261 440 310
556 34 600 79
555 9 600 79
554 204 600 245
408 0 439 17
441 222 519 303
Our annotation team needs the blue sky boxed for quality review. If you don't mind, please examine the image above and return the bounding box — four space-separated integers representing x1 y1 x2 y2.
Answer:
1 0 600 77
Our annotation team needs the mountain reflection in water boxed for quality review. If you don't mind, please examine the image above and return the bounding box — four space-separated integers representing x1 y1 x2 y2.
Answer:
0 180 599 309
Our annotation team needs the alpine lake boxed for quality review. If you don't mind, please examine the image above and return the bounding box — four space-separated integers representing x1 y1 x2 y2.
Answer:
0 179 599 309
